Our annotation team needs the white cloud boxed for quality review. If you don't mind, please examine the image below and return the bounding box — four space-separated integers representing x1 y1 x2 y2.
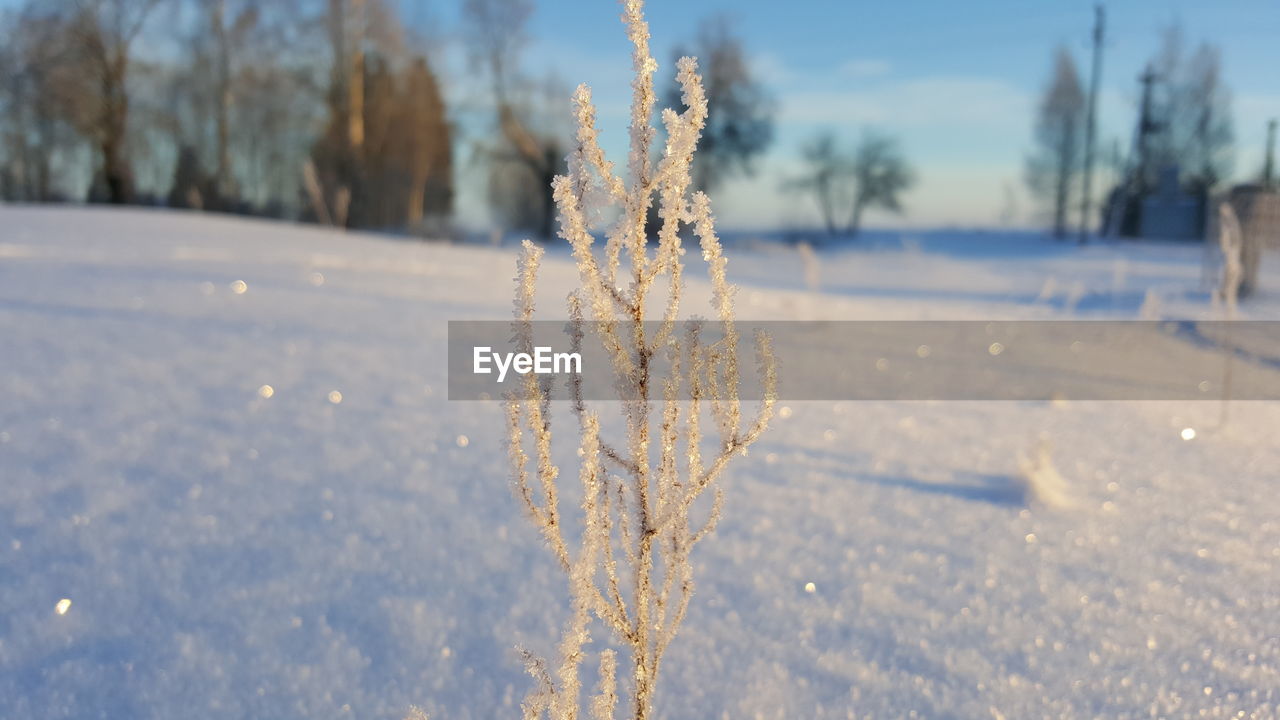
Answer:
778 76 1031 131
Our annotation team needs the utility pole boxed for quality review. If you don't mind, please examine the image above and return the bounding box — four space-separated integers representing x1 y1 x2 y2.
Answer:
1079 4 1105 244
1265 119 1277 190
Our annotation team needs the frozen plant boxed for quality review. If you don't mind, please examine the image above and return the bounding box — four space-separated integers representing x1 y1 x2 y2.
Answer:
1216 201 1243 424
1016 438 1075 510
1064 281 1087 314
1217 201 1243 316
796 240 821 293
1138 288 1163 320
504 1 777 718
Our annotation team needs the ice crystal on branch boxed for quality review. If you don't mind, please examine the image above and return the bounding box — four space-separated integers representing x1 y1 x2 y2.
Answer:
505 2 776 717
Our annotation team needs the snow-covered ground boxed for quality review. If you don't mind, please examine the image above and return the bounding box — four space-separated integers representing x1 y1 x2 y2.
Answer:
2 205 1279 719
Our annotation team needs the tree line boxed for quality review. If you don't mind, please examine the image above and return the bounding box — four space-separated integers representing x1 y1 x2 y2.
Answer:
0 0 916 239
0 0 456 234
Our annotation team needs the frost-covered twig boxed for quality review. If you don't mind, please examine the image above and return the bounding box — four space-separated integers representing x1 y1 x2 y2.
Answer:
1218 202 1243 317
504 2 776 717
1217 202 1243 426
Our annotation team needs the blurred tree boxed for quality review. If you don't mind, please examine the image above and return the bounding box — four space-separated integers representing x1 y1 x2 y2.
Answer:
311 47 451 231
167 144 214 209
666 16 774 193
0 5 78 201
787 130 914 237
463 0 564 239
310 0 405 227
788 132 848 236
352 51 397 225
352 52 431 228
1026 47 1085 238
308 0 366 224
1149 27 1233 194
486 75 567 239
1 0 447 225
400 57 452 231
196 0 263 204
59 0 165 204
226 53 313 214
848 130 914 236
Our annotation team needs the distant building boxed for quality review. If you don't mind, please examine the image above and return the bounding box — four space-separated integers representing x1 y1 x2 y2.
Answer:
1227 184 1280 250
1103 168 1280 247
1103 165 1206 241
1137 167 1205 241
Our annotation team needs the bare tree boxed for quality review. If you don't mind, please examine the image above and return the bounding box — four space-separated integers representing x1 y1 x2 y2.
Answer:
224 2 320 216
230 57 313 213
1 1 145 202
0 4 79 201
665 15 773 193
460 0 530 102
2 0 441 221
158 0 274 210
55 0 164 204
1026 46 1085 238
503 1 775 717
788 129 914 238
848 130 913 236
462 0 564 239
1149 27 1233 194
787 131 847 236
194 0 266 203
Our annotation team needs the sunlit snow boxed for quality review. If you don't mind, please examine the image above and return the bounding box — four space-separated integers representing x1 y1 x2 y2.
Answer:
1 206 1278 718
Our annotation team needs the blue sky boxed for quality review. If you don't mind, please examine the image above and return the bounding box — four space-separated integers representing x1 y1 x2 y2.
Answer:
419 0 1280 231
